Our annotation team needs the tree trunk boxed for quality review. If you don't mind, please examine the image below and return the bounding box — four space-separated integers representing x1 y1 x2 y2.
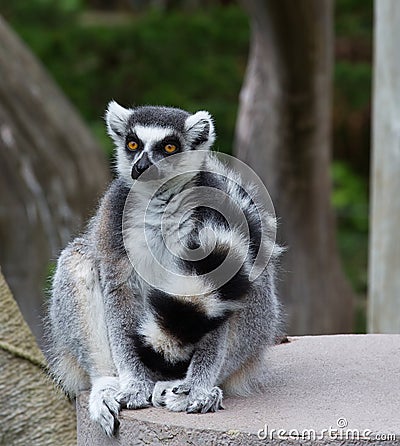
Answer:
368 0 400 333
0 17 110 344
0 268 76 445
235 0 354 334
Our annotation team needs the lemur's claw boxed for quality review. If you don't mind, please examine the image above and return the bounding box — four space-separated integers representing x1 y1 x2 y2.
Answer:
186 386 223 414
172 385 190 395
116 390 152 410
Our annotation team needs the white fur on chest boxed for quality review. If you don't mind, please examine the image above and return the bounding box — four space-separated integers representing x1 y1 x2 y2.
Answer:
122 181 194 288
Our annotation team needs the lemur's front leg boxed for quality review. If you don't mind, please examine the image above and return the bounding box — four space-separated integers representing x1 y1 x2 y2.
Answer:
101 262 155 409
153 323 228 413
106 291 155 409
87 259 154 436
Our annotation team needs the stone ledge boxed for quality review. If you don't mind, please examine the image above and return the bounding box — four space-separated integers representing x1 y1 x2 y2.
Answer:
77 334 400 445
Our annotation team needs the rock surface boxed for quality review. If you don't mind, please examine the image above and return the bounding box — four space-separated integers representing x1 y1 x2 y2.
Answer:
77 335 400 445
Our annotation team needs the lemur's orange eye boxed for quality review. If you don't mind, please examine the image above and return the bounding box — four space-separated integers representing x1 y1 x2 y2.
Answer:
127 141 138 151
164 144 177 153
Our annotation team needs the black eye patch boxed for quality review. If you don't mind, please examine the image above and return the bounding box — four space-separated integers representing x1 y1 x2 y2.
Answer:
155 137 182 154
125 133 144 153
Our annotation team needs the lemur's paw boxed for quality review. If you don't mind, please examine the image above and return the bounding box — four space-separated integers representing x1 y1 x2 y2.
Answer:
152 380 183 408
116 383 153 410
186 386 224 414
163 384 223 413
89 377 120 437
164 388 189 412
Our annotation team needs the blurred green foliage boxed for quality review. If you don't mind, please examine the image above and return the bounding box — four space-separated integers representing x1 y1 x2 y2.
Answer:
333 0 372 330
0 0 83 26
335 62 371 110
1 0 372 331
3 4 248 157
332 162 368 295
335 0 373 38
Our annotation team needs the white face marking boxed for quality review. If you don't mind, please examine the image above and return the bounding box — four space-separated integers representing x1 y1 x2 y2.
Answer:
134 125 174 151
131 125 176 164
133 149 146 163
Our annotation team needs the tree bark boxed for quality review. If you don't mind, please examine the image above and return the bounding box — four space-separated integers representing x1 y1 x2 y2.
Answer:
0 268 76 445
368 0 400 333
235 0 354 334
0 17 110 343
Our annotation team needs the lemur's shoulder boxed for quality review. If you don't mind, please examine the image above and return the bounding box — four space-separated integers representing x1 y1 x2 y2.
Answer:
88 178 131 259
101 177 131 207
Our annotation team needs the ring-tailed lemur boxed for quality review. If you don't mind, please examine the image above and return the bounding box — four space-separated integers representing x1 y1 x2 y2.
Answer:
46 102 282 437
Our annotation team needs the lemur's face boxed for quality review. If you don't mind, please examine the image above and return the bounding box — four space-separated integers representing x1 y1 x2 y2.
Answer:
105 101 215 183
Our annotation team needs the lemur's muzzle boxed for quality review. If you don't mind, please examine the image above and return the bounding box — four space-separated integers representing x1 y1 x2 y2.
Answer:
131 152 152 180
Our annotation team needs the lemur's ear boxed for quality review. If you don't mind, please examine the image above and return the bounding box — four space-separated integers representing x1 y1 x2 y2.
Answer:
184 111 215 150
105 100 131 141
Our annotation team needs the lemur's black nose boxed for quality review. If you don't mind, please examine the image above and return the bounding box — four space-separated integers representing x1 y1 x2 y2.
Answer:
131 152 151 179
